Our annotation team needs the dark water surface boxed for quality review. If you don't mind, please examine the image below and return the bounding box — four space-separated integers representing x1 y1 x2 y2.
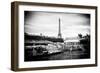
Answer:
25 50 90 61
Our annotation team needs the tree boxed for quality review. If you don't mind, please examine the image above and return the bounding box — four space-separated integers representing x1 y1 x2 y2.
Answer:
78 34 82 38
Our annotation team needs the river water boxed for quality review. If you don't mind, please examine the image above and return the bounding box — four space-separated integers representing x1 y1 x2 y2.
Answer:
25 50 90 61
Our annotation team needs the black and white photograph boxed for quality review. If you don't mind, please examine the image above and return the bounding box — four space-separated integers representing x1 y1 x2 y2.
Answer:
24 11 91 61
11 2 97 71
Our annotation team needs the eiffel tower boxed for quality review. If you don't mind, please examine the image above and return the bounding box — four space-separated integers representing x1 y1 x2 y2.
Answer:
58 18 62 38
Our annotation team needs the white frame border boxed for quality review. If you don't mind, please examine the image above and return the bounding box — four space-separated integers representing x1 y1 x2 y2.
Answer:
18 5 96 68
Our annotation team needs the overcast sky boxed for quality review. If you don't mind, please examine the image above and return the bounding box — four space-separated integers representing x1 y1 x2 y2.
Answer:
24 11 90 39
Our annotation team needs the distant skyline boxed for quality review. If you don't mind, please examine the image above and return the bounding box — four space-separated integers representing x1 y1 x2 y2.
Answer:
24 11 90 39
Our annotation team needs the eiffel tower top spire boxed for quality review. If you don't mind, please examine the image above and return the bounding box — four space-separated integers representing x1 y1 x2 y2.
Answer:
58 18 62 38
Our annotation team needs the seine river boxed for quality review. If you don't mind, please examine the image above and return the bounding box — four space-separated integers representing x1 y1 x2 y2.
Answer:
25 50 90 61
